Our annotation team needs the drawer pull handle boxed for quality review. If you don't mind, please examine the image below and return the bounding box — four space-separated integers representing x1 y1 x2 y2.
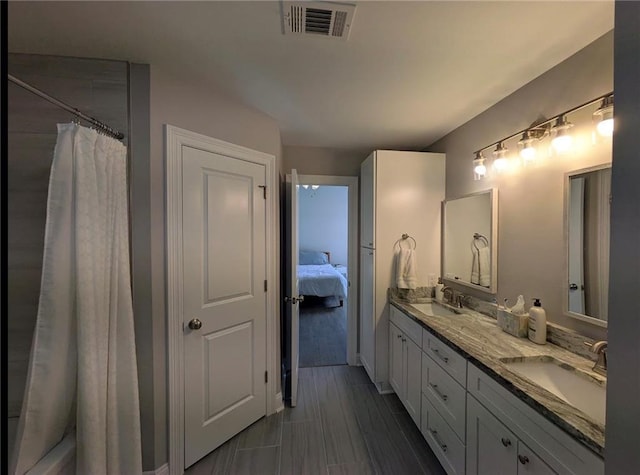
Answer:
432 348 449 364
429 429 448 453
501 437 512 447
429 383 448 402
402 338 407 342
518 455 530 465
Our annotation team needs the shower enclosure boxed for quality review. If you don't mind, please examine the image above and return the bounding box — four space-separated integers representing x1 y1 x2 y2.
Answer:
7 53 132 473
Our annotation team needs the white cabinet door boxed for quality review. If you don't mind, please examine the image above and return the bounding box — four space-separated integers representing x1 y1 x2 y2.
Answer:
360 153 375 248
389 323 404 397
404 335 422 427
517 441 558 475
467 395 517 475
359 247 375 381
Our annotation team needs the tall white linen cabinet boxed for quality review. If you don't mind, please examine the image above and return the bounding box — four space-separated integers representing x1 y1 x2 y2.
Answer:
359 150 445 392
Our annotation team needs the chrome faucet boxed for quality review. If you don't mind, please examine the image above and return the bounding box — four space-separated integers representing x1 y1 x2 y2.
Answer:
455 293 465 309
585 340 607 376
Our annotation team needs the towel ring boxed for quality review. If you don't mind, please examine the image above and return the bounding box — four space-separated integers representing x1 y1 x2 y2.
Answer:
395 233 417 251
472 233 489 251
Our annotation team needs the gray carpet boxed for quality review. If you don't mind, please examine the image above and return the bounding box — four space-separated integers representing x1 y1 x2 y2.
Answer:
299 298 347 367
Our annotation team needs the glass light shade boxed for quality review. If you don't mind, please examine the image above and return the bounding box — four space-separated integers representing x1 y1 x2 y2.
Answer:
552 133 573 154
518 132 538 163
473 153 486 180
596 118 614 137
593 96 614 137
492 142 509 173
551 115 574 154
311 185 320 190
302 184 309 189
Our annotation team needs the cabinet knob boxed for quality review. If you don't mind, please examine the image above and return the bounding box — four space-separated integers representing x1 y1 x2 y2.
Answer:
501 437 511 447
518 455 530 465
397 335 402 339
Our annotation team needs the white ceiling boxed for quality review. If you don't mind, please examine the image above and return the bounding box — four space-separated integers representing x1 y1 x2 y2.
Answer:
8 1 614 150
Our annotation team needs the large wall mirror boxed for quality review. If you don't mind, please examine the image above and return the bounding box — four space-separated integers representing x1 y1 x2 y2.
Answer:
442 189 498 294
564 165 611 328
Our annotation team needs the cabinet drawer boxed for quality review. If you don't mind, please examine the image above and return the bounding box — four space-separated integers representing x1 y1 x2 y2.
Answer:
422 352 466 441
422 395 466 475
422 330 467 386
390 305 422 346
467 363 603 475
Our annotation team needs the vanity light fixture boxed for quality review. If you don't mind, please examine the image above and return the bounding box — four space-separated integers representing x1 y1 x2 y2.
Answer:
473 151 487 180
492 142 509 173
311 185 320 190
551 115 574 154
593 95 614 137
471 91 612 179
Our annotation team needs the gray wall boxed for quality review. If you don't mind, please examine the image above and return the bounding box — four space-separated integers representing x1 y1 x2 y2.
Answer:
428 31 614 340
7 53 129 456
283 145 368 176
149 65 283 468
605 2 640 472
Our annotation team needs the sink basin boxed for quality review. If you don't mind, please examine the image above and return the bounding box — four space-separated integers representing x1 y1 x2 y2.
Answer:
410 302 459 317
499 356 606 425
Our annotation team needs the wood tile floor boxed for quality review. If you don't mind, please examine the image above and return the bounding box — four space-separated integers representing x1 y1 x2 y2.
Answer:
185 365 446 475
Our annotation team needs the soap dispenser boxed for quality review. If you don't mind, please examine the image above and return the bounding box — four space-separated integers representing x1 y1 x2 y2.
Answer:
527 298 547 345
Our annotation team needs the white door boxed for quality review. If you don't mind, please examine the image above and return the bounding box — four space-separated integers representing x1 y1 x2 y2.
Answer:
182 146 267 468
285 169 301 406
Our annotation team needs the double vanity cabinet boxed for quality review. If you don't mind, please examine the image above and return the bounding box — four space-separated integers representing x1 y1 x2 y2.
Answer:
389 303 604 475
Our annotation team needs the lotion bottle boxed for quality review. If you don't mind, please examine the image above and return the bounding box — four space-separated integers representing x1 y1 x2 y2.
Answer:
528 298 547 345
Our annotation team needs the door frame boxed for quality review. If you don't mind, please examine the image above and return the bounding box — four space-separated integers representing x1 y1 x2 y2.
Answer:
165 125 279 474
297 174 359 365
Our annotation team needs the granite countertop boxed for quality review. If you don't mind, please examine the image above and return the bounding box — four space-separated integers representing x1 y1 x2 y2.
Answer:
390 296 606 458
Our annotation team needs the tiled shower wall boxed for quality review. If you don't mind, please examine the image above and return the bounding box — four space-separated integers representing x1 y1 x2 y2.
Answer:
7 53 128 453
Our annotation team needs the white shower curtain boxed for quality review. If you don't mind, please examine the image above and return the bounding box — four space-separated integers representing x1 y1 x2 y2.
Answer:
11 123 142 475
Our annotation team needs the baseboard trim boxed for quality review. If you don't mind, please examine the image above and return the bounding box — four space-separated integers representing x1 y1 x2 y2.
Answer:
143 462 169 475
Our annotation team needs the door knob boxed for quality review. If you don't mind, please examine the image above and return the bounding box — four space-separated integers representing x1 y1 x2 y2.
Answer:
569 283 578 290
188 318 203 330
284 296 305 304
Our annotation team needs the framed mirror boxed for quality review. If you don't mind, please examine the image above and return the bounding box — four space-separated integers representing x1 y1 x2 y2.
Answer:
564 164 611 328
442 189 498 294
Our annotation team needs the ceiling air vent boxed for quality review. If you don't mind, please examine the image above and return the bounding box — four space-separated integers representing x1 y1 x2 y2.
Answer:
282 1 356 40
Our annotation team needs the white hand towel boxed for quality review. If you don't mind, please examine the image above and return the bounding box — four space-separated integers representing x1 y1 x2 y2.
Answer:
471 249 480 285
396 248 418 289
478 247 491 287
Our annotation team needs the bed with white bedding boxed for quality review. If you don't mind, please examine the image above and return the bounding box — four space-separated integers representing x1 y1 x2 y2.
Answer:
297 250 348 305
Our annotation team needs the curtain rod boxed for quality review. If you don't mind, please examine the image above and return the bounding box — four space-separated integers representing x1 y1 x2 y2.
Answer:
8 73 125 140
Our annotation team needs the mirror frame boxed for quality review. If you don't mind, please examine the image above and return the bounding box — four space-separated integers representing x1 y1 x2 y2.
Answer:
563 163 610 328
441 188 498 294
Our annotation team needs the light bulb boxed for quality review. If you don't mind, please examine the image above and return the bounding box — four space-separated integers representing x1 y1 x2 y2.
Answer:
552 134 573 154
551 115 574 154
311 185 319 190
473 152 486 180
518 131 538 164
492 142 509 173
596 117 614 137
520 146 536 162
593 95 614 137
302 184 309 189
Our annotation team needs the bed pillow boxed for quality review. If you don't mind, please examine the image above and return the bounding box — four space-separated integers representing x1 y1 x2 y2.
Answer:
299 250 329 265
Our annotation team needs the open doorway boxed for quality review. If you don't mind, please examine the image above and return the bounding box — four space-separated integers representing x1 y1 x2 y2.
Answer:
297 175 358 368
